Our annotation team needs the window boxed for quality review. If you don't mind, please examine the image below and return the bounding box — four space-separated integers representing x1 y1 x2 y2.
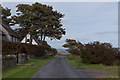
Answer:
16 38 18 42
27 39 30 42
11 36 13 42
12 37 16 42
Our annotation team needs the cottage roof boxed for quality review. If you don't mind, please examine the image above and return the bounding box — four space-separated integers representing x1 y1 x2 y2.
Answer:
2 21 19 38
32 36 40 45
21 33 40 45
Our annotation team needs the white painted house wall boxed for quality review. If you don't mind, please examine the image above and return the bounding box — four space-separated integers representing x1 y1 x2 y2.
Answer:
21 38 26 43
32 39 38 45
21 33 38 45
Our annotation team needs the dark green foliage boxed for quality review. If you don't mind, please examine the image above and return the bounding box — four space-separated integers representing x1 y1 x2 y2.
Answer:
51 48 57 55
81 41 118 66
68 48 81 55
63 39 119 66
2 40 18 54
2 40 53 57
14 28 28 41
63 39 83 55
1 6 12 26
39 40 51 50
12 2 66 41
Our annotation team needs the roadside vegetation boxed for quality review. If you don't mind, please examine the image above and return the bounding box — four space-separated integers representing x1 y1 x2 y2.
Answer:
63 39 119 78
63 39 119 66
2 40 57 58
2 56 56 79
66 55 118 78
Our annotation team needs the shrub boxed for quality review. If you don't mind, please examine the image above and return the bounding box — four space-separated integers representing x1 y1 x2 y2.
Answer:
63 39 119 66
81 41 118 66
2 40 19 55
68 48 81 55
2 40 51 57
51 48 57 55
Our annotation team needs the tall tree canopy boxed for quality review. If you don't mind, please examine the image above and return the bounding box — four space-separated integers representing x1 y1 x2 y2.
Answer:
1 5 12 26
12 2 66 41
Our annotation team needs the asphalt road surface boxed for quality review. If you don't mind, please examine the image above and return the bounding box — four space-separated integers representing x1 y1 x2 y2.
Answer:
31 56 112 78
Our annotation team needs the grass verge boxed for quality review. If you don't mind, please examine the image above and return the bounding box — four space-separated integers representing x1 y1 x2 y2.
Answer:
2 56 56 79
66 55 118 78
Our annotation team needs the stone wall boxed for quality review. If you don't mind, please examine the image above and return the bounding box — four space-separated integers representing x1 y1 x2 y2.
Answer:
2 54 28 69
2 57 17 69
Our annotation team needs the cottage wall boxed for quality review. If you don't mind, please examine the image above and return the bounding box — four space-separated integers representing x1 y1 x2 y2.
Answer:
32 38 38 45
0 24 20 42
0 24 10 41
21 33 38 45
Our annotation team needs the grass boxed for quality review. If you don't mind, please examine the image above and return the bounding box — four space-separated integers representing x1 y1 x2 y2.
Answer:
66 55 118 78
2 56 56 79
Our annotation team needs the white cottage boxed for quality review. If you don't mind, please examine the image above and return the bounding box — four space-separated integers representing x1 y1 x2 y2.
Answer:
21 33 40 45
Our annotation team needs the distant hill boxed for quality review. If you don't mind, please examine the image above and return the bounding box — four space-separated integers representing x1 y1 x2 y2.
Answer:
57 49 68 53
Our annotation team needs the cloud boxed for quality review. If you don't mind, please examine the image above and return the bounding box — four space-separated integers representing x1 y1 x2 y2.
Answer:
94 31 118 35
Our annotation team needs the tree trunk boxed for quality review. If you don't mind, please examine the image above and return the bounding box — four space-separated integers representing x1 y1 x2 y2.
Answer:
41 31 43 41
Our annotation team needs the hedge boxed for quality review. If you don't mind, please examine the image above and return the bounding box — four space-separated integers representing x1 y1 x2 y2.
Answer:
2 40 52 57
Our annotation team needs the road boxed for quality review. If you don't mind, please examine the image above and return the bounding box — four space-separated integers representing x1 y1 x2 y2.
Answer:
31 56 89 78
31 56 113 78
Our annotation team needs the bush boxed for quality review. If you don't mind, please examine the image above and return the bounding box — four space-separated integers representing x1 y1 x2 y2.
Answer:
2 40 19 55
81 41 118 66
51 48 57 55
68 48 81 55
63 39 119 66
2 40 51 57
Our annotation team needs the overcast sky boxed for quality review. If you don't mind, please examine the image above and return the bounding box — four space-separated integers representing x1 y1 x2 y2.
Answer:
2 2 118 49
